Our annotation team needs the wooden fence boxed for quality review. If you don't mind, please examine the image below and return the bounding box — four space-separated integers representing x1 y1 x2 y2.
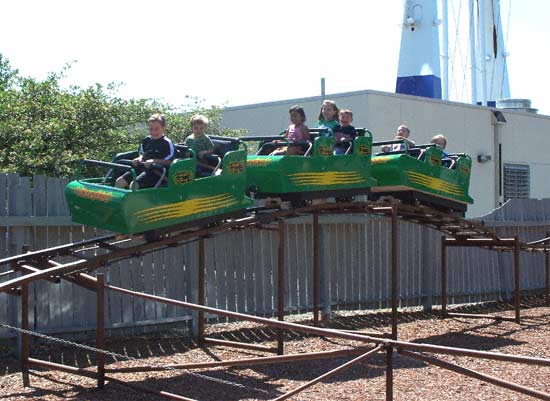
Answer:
1 174 549 338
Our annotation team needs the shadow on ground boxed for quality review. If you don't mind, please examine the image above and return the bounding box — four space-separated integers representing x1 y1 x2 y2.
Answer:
0 294 547 400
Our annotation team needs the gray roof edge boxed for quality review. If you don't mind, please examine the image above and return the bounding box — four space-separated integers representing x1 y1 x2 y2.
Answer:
223 89 380 111
223 89 550 119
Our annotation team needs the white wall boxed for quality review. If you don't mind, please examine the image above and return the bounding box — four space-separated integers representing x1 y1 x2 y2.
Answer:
222 90 550 217
499 111 550 200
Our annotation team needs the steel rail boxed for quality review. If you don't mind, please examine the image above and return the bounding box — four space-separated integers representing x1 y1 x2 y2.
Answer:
105 284 550 367
105 347 370 373
399 349 550 400
272 345 384 401
0 234 115 267
2 200 549 294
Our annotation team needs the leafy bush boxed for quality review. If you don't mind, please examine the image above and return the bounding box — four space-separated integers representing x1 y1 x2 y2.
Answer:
0 54 243 177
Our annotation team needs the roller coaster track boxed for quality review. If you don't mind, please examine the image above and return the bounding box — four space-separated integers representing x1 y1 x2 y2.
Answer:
1 200 549 296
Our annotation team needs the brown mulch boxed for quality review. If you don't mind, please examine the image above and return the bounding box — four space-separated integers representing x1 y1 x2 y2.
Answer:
1 296 549 401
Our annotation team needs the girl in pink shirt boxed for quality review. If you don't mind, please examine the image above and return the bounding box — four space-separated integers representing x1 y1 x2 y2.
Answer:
272 105 310 155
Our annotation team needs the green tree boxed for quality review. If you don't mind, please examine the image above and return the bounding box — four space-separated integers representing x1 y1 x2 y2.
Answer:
0 55 243 177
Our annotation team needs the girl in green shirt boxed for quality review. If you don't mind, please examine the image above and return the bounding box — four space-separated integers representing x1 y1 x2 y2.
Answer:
315 99 340 135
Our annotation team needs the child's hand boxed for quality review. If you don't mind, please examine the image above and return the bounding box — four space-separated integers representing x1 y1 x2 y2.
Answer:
132 157 141 167
144 159 154 169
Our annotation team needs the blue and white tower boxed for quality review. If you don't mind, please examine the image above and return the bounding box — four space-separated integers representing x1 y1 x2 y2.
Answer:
396 0 442 99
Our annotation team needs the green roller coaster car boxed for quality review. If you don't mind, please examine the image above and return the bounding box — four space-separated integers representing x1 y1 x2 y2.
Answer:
369 140 473 214
241 129 377 205
65 137 252 235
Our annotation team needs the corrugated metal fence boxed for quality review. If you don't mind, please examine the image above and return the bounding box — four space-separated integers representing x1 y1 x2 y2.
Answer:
1 173 549 338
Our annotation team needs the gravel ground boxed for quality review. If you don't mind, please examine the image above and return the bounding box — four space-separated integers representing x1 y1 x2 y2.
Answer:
0 296 549 401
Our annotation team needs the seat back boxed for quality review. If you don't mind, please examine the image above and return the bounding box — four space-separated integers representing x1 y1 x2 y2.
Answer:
212 139 238 158
173 144 189 160
441 158 456 169
408 148 426 160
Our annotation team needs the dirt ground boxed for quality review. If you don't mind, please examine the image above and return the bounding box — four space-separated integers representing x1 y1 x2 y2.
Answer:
1 296 549 401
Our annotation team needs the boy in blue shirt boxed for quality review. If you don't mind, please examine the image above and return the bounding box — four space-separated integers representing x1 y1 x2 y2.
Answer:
115 113 174 189
333 109 357 155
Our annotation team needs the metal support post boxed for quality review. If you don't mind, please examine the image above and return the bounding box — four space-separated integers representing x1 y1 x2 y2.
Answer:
198 238 205 344
21 283 29 387
513 236 521 324
96 273 105 388
441 236 447 317
277 220 285 355
13 245 29 362
313 212 320 325
390 207 398 340
386 345 393 401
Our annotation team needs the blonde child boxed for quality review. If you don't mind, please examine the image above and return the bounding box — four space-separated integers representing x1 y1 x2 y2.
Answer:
431 134 449 158
431 134 447 149
381 124 415 152
184 114 215 176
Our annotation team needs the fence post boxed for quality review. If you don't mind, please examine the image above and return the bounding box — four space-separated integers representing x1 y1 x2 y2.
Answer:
96 273 105 388
312 212 320 325
277 221 285 355
441 236 447 317
390 207 398 340
513 236 521 324
421 229 434 312
21 283 29 387
12 245 29 363
546 231 549 307
318 216 331 321
198 238 205 345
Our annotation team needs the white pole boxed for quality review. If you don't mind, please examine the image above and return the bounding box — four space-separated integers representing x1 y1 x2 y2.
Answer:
478 0 488 106
469 0 478 104
441 0 449 100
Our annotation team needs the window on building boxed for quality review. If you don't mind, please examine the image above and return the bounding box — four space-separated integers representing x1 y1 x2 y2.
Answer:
503 163 530 201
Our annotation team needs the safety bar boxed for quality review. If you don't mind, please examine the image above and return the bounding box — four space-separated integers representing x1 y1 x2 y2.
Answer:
372 139 410 147
79 159 137 187
83 159 135 171
240 135 284 142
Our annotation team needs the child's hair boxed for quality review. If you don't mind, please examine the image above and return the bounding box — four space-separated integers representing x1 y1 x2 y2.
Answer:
317 100 339 121
431 134 447 148
148 113 166 127
339 109 353 119
289 105 306 121
190 114 209 126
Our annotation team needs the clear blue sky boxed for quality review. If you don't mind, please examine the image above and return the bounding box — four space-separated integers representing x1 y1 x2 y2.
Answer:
2 0 549 114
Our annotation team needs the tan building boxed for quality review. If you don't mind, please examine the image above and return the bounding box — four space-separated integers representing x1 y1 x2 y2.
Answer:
222 90 550 217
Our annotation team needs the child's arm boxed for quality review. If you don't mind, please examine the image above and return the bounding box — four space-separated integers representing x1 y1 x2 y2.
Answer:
146 158 171 167
302 125 310 140
198 136 215 158
132 143 144 166
132 154 143 166
198 149 213 158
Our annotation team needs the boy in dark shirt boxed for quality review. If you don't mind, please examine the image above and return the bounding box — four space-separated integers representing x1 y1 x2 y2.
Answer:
333 109 357 155
115 113 175 189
